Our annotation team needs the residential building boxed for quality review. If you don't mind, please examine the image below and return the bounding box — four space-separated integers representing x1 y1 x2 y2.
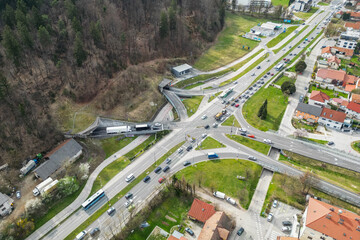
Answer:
198 211 232 240
300 198 360 240
317 59 328 68
34 139 83 180
228 0 271 7
340 29 360 41
309 91 330 106
293 0 312 12
327 55 341 69
331 98 349 110
321 46 333 59
350 11 360 21
295 103 322 123
316 68 346 84
277 237 299 240
188 198 216 223
0 193 13 217
250 22 282 37
357 2 360 10
171 64 193 78
167 231 188 240
344 21 360 30
346 101 360 119
318 108 346 129
331 46 354 59
336 39 357 49
350 93 360 103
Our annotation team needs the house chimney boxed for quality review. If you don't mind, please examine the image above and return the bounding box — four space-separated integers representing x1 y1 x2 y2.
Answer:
202 208 205 211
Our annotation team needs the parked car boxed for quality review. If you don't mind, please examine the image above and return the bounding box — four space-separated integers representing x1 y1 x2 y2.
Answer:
282 226 291 232
231 102 235 106
213 123 218 128
89 228 100 236
185 227 194 236
76 230 88 240
235 99 239 102
235 104 239 108
248 155 257 161
204 125 210 129
282 221 292 226
272 200 278 208
125 192 133 200
328 141 334 145
183 161 191 166
16 190 21 199
143 176 151 183
166 158 172 164
107 207 115 215
202 133 207 138
178 147 184 153
267 213 274 222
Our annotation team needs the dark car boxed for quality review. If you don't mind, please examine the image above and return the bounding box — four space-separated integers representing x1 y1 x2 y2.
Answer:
241 132 247 136
204 125 210 129
235 99 239 102
90 227 100 236
237 227 244 236
185 227 194 236
245 95 249 99
257 66 261 69
125 192 133 199
267 72 271 75
282 221 292 226
264 75 267 78
154 166 162 173
183 161 191 166
231 102 235 106
186 145 193 151
249 87 253 90
166 158 172 164
328 141 334 145
163 166 170 172
143 176 151 183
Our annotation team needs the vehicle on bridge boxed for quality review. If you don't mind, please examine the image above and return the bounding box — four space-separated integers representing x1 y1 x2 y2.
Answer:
82 189 105 210
208 152 219 159
135 124 150 131
219 87 234 98
106 126 131 134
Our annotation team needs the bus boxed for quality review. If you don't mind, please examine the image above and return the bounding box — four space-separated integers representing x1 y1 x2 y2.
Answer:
275 63 284 71
219 87 234 98
82 189 105 210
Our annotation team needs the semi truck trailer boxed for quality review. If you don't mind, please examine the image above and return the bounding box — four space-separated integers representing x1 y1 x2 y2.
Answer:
33 177 53 196
106 126 131 134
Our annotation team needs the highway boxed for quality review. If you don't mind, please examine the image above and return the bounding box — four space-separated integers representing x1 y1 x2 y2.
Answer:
26 2 360 240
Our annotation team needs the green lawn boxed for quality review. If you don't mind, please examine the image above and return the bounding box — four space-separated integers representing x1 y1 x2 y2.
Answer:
298 137 328 145
340 58 360 77
273 26 308 54
309 84 348 98
292 119 317 132
267 26 298 48
294 7 319 20
351 141 360 154
182 96 204 117
208 91 223 102
274 75 295 86
272 0 289 6
222 115 241 127
195 136 226 150
227 134 271 155
100 136 137 158
175 69 231 88
243 86 288 131
194 13 266 71
176 159 262 209
279 150 360 194
317 1 329 5
184 82 205 90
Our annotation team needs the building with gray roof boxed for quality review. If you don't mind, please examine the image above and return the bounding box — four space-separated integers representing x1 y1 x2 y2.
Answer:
296 102 323 117
0 192 14 217
171 64 193 78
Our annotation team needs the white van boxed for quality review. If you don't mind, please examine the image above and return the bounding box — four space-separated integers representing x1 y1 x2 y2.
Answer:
125 173 135 182
226 197 236 205
76 230 87 240
213 191 225 199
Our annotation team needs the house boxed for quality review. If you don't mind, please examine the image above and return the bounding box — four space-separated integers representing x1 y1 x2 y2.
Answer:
0 192 14 217
318 108 346 129
331 98 349 110
357 2 360 10
331 46 354 59
277 237 299 240
344 21 360 30
299 198 360 240
346 101 360 119
167 231 188 240
34 139 83 180
316 68 346 84
350 11 360 21
309 91 330 106
350 93 360 103
321 46 333 59
198 211 232 240
327 56 341 69
293 0 312 12
188 198 216 223
343 74 359 92
171 64 193 78
317 59 328 69
336 39 357 49
295 103 322 123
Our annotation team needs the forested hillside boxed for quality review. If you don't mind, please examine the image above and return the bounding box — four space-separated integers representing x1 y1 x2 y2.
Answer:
0 0 225 170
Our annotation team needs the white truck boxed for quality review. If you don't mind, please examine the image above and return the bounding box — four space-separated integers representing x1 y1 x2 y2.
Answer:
106 126 131 134
41 179 59 196
213 191 226 199
33 177 53 196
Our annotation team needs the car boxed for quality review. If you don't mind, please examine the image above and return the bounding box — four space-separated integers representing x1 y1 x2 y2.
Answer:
251 73 256 76
204 125 210 129
226 101 230 104
271 73 274 76
257 66 261 69
125 192 133 199
272 200 278 208
267 213 274 222
264 139 272 144
293 53 297 56
89 228 100 236
231 102 235 106
304 87 307 90
250 92 254 95
248 155 257 161
267 72 271 75
202 133 207 138
178 147 184 153
235 104 239 107
213 123 218 128
124 199 133 208
163 166 170 172
247 134 255 138
237 227 244 236
289 46 292 48
185 227 194 236
186 145 193 151
234 81 238 84
143 175 151 182
282 220 292 226
264 75 267 78
283 58 286 61
201 115 207 120
154 166 162 173
158 177 166 183
222 100 226 104
282 226 291 232
311 37 314 39
240 132 247 136
107 207 115 215
76 230 88 240
241 99 245 103
166 158 172 164
16 190 21 199
245 95 249 99
298 46 301 48
328 141 334 145
239 128 247 133
183 161 191 166
289 53 293 56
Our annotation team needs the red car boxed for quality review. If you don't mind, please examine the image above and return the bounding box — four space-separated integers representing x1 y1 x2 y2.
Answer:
158 177 166 183
283 58 286 60
235 104 240 108
248 134 255 138
271 73 274 76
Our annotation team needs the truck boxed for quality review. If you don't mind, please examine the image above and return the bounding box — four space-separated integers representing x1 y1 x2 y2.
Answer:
226 197 236 205
214 110 227 121
41 179 59 196
33 177 53 196
207 152 219 159
213 191 226 199
20 159 39 176
135 124 150 131
106 126 131 134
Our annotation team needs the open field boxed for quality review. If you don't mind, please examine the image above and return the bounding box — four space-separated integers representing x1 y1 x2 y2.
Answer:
227 134 271 155
267 26 298 48
274 75 295 86
292 119 317 132
176 159 262 209
100 136 137 158
317 2 329 5
243 86 288 131
195 136 226 150
271 0 289 6
351 141 360 154
222 115 241 127
182 96 204 117
294 7 319 20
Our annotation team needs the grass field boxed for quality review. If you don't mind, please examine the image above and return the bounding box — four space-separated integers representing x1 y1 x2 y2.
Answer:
227 134 271 155
292 119 317 132
274 75 295 86
309 84 348 98
243 86 288 131
182 96 204 117
272 0 289 6
351 141 360 153
222 115 241 127
267 26 298 48
175 69 231 88
100 136 137 158
317 2 329 5
194 13 267 71
273 26 309 54
294 7 319 20
176 159 262 208
195 136 226 150
298 137 328 145
208 91 223 102
279 151 360 193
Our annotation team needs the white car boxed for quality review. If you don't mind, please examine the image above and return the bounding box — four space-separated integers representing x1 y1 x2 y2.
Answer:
178 147 183 154
124 199 133 208
239 128 247 133
282 226 291 232
267 213 273 222
248 155 257 161
202 133 207 139
201 115 207 120
272 200 278 208
263 139 272 144
76 230 88 240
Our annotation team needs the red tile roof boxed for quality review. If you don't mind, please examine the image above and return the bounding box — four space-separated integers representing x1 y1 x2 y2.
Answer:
188 198 216 223
345 21 360 30
320 108 346 123
350 12 360 18
345 84 357 92
167 236 188 240
310 91 330 103
321 46 332 54
327 55 341 65
352 93 360 103
305 198 360 240
332 46 354 57
341 100 349 107
317 69 346 81
347 101 360 113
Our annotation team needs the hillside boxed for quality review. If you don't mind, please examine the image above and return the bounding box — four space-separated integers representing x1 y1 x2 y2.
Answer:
0 0 225 174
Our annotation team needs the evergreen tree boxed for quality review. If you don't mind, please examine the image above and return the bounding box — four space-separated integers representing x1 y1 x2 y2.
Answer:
2 25 21 66
74 32 87 66
38 25 51 47
71 16 82 33
258 99 268 119
90 21 102 46
15 7 27 27
258 103 264 118
2 4 16 28
31 6 44 28
159 11 168 39
219 1 226 28
65 0 78 19
17 22 33 49
169 7 176 31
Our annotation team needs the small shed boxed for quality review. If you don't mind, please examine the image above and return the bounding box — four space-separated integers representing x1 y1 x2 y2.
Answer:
0 192 14 217
171 64 192 77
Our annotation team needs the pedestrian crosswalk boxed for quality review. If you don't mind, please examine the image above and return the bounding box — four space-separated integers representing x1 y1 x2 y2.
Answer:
269 231 283 240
